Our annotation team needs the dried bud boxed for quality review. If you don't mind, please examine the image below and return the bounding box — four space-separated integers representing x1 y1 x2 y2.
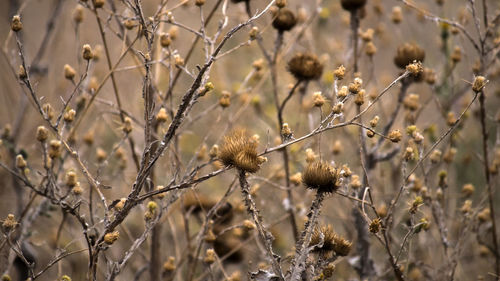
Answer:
365 41 377 57
451 46 462 63
93 0 105 8
73 5 84 23
472 76 487 93
123 117 133 134
104 231 119 244
11 15 22 32
312 91 325 107
219 91 231 108
462 183 475 197
388 130 402 143
96 147 107 163
204 249 216 264
156 108 168 123
49 140 62 159
249 26 259 40
64 109 76 123
369 218 381 233
65 170 77 187
333 65 346 80
16 154 26 169
82 44 93 60
163 257 176 272
160 33 171 47
36 126 49 142
276 0 287 8
369 116 379 128
64 64 76 80
391 6 403 24
337 86 348 99
2 214 17 231
18 65 27 79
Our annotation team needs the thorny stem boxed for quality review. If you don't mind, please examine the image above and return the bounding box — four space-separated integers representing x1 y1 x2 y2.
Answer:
288 192 325 281
238 170 284 279
479 89 500 279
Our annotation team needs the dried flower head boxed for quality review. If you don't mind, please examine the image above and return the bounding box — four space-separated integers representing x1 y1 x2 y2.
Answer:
288 53 324 81
394 43 425 69
218 130 265 173
272 8 297 32
302 161 342 193
36 126 48 142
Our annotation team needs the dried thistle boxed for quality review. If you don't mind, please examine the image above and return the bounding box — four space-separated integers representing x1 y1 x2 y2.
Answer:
218 130 265 173
272 8 297 32
288 53 324 81
302 161 342 193
394 43 425 69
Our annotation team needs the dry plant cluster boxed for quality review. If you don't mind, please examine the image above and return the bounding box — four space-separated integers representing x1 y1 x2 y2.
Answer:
1 0 500 280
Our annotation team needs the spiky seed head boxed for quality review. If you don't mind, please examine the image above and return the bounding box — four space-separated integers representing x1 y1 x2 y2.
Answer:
288 53 324 81
218 130 263 173
302 161 342 193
